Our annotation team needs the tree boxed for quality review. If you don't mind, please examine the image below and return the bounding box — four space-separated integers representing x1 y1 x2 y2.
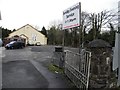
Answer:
47 25 63 45
86 10 116 41
1 27 12 39
99 23 116 47
12 29 16 32
109 23 116 46
47 26 57 45
46 10 117 47
80 12 91 46
41 26 47 37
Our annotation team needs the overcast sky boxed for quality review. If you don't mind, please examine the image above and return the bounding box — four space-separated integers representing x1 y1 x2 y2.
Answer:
0 0 119 30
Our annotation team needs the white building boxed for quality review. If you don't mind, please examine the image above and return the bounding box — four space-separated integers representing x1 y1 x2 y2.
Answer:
8 24 47 45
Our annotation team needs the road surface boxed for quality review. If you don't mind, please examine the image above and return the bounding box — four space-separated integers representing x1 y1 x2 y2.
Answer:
0 47 5 89
2 46 75 89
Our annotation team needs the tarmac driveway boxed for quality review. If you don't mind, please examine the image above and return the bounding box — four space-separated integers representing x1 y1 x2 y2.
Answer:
2 60 48 88
2 46 73 89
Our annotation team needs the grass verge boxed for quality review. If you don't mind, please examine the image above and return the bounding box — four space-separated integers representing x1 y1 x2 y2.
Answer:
48 64 64 74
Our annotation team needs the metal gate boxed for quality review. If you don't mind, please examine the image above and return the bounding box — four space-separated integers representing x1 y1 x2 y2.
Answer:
64 49 91 90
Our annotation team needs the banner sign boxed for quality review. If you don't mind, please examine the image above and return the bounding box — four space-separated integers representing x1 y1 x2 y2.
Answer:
63 2 81 29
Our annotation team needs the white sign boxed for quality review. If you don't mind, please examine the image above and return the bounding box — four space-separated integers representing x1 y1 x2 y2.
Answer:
63 2 81 29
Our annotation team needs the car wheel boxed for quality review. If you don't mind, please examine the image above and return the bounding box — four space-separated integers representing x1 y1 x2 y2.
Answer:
6 47 8 50
10 47 12 49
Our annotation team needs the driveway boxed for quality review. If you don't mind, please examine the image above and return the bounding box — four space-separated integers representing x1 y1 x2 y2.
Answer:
3 60 48 88
2 46 74 88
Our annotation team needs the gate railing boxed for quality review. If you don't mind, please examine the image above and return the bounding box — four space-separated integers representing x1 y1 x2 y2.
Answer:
64 50 91 90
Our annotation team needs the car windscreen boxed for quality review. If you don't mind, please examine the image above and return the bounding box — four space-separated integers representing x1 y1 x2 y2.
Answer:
9 41 16 44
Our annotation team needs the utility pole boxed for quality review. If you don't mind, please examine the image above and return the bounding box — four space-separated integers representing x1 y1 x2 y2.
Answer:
79 2 82 53
117 1 120 86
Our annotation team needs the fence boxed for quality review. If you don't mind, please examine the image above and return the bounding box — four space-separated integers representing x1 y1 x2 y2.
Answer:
64 50 91 90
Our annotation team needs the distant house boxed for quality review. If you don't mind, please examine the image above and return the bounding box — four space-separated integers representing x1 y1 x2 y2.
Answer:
7 24 47 45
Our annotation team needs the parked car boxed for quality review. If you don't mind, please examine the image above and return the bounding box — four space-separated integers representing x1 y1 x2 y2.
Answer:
35 42 41 46
5 41 25 49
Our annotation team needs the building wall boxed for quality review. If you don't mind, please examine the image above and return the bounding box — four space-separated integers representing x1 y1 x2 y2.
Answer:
8 24 47 45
